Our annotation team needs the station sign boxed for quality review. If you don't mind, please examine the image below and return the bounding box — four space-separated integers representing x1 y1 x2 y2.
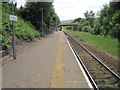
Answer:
10 15 17 21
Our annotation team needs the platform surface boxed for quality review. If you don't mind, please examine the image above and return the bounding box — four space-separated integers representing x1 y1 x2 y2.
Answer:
2 31 92 88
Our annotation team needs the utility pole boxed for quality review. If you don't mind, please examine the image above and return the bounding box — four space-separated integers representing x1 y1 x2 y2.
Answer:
41 8 43 37
12 1 16 59
56 21 57 31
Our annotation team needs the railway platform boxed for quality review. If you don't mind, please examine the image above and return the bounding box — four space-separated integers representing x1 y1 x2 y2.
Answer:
2 31 93 88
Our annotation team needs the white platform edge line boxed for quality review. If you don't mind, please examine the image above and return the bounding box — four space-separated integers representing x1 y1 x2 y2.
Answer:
64 35 93 88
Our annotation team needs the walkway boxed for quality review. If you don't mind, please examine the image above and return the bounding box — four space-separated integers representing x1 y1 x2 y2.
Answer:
2 31 92 88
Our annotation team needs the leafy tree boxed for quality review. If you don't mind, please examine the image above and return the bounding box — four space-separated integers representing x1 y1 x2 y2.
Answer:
93 18 101 35
17 2 60 34
70 2 120 41
84 10 95 27
74 18 81 22
2 3 39 50
109 10 120 41
73 26 78 31
112 10 120 24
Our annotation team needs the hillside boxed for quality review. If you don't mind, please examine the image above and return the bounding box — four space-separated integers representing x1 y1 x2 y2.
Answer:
1 2 61 57
1 3 40 52
61 20 74 24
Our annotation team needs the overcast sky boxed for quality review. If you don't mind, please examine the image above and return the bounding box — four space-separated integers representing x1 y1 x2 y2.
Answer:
17 0 111 21
53 0 111 21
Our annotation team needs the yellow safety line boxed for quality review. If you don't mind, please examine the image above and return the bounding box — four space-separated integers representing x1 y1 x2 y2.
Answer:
50 33 64 88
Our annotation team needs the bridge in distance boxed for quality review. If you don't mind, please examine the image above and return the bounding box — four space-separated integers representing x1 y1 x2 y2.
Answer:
58 23 78 28
57 23 78 30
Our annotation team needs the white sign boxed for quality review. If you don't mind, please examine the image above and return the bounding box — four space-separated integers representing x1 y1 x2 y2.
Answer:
10 15 17 21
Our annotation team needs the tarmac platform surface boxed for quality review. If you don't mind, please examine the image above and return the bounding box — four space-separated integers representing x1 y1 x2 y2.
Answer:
2 31 92 88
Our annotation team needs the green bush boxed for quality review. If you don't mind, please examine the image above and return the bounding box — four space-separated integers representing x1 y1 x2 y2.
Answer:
65 30 119 57
2 3 40 50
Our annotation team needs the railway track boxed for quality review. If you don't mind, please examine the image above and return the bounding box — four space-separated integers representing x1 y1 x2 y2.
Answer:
64 32 120 89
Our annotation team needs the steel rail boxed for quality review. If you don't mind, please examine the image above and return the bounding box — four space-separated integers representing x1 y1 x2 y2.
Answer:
64 31 120 80
65 32 99 90
70 41 99 90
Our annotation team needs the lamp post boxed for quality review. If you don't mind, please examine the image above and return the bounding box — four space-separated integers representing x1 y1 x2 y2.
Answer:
41 8 43 37
12 1 16 59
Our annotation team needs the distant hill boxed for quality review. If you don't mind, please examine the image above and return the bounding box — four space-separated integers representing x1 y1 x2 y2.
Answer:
61 20 74 24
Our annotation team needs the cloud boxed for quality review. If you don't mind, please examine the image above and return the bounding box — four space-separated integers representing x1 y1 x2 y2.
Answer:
16 0 110 20
53 0 110 21
17 0 26 8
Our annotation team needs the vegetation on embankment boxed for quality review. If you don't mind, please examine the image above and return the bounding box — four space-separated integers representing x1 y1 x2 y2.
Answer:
64 30 119 57
17 2 61 34
66 2 120 41
64 2 119 57
1 2 60 51
1 3 40 50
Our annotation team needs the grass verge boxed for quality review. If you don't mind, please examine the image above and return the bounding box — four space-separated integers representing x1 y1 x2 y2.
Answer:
64 30 119 57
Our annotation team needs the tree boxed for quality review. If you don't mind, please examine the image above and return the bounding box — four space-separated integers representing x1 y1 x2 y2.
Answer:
17 2 60 34
68 2 120 41
98 2 120 38
108 10 120 40
74 18 81 22
84 10 95 27
112 10 120 24
93 18 101 35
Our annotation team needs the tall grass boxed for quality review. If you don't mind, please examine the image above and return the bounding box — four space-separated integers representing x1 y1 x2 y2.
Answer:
64 30 119 57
